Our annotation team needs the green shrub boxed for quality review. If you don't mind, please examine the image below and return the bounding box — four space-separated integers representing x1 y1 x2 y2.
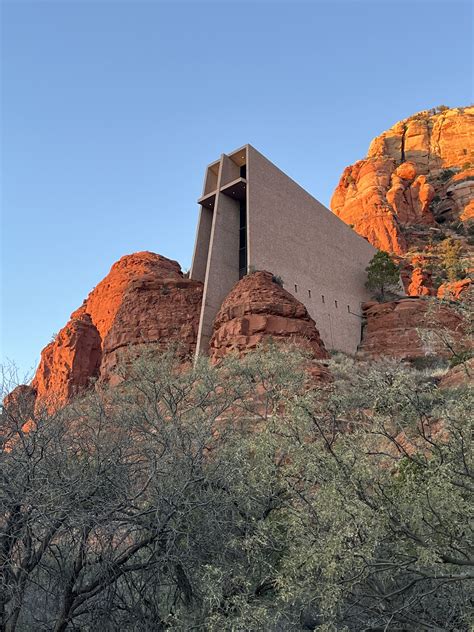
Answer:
450 349 473 368
2 347 472 630
438 237 465 281
365 251 401 300
430 230 447 243
439 168 456 182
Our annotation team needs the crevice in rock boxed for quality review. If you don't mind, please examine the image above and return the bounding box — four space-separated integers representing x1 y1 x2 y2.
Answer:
400 124 407 163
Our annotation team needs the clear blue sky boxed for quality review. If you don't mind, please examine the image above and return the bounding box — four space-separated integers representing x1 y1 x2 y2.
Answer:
1 0 472 379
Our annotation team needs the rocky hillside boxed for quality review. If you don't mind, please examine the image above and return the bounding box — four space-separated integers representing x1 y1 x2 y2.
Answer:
331 106 474 296
27 252 203 411
357 297 466 363
5 106 474 414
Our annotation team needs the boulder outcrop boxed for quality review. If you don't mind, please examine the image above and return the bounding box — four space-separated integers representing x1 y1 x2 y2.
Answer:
358 298 465 362
101 274 203 384
32 313 102 410
437 278 472 300
209 271 329 368
331 107 474 257
439 359 474 389
367 107 474 170
406 256 434 297
71 252 186 340
30 252 203 406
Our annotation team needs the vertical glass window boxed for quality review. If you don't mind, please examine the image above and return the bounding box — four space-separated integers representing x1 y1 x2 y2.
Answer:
239 200 247 278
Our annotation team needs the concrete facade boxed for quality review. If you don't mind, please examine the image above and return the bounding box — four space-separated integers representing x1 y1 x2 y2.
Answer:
190 144 377 356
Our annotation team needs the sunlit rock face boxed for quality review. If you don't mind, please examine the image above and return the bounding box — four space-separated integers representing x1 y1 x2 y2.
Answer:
31 313 102 411
100 273 203 385
358 298 465 362
209 271 329 379
437 278 472 300
406 256 434 297
331 106 474 258
29 252 203 407
70 251 187 341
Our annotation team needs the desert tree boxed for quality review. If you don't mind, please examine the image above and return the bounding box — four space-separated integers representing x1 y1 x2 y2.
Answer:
274 356 474 630
1 346 472 630
0 345 308 631
365 251 402 301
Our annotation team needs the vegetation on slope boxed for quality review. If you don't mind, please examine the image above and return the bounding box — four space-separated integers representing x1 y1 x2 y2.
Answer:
1 345 472 631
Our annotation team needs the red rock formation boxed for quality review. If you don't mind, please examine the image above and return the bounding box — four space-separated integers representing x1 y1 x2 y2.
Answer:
71 252 185 340
437 278 472 300
406 256 434 297
32 314 102 411
331 157 408 254
448 169 474 222
3 385 37 423
358 298 465 362
367 107 474 170
407 268 433 296
101 274 203 384
331 106 474 257
439 359 474 389
30 252 203 405
210 271 329 368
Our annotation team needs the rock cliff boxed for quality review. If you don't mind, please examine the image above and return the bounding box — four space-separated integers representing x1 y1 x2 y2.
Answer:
101 273 203 384
8 107 474 410
30 252 203 408
209 271 329 371
32 313 102 410
331 106 474 294
358 298 465 362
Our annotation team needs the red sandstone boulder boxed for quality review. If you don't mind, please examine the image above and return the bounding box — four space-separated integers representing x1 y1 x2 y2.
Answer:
210 271 329 374
29 252 204 405
32 314 102 411
407 268 433 296
358 298 465 362
439 359 474 389
437 278 472 300
71 252 185 340
406 256 434 297
100 274 203 384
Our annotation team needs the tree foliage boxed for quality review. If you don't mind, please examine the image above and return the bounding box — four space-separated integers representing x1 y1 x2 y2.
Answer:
365 251 401 300
1 347 472 630
438 237 465 282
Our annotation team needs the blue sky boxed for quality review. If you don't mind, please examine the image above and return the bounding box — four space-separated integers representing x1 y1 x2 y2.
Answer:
1 0 472 379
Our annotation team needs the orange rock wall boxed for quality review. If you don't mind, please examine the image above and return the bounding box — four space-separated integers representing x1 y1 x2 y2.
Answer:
32 314 102 410
31 252 203 408
210 271 329 365
331 107 474 256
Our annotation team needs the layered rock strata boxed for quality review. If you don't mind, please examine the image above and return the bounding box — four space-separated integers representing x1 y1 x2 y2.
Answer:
358 298 465 362
331 107 474 266
209 271 329 370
